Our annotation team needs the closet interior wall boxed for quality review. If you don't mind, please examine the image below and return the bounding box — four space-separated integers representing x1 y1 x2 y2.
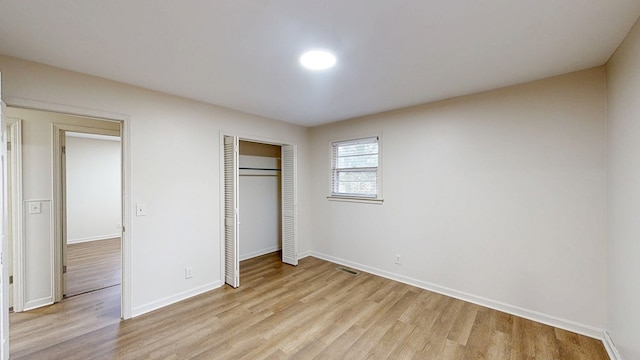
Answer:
238 141 282 261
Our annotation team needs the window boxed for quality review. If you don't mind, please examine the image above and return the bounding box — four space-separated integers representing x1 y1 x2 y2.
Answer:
330 136 381 201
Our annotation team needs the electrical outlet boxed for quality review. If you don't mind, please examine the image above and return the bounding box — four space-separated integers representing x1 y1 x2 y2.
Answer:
185 267 193 279
395 254 401 265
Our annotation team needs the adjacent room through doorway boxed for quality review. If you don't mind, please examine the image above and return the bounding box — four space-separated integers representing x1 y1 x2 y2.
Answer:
63 132 122 297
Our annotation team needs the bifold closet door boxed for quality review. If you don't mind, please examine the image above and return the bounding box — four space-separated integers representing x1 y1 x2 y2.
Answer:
281 144 297 266
224 136 239 287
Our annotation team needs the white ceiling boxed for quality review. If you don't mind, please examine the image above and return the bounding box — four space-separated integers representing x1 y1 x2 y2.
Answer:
0 1 639 127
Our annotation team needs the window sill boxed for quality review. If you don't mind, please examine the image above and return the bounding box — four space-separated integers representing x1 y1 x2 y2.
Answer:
327 196 384 205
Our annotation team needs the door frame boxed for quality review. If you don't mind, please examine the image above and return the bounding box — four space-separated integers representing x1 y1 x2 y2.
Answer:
3 97 132 319
219 131 299 286
1 72 9 360
52 124 121 302
6 118 23 312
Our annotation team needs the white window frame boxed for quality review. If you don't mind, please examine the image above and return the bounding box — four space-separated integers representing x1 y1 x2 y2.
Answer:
327 135 383 204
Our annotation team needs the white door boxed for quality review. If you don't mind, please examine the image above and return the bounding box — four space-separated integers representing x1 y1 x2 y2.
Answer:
6 118 23 313
60 131 67 296
223 136 239 288
0 70 10 359
281 145 298 266
5 125 11 310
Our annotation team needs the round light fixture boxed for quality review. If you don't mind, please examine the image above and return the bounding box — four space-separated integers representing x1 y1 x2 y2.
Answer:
299 50 336 70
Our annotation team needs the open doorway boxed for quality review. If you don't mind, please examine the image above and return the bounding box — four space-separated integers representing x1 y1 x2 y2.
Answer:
222 134 298 288
62 132 121 298
54 123 121 303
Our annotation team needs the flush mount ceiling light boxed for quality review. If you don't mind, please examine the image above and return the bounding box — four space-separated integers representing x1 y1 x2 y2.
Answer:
299 50 336 70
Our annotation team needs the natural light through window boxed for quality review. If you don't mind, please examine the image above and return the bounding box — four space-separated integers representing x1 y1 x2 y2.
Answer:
330 136 381 202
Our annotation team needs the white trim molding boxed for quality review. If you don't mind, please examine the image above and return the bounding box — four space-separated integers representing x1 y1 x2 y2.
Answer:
4 97 129 122
120 117 132 319
131 281 223 318
7 117 24 312
603 331 623 360
309 251 605 340
23 296 53 312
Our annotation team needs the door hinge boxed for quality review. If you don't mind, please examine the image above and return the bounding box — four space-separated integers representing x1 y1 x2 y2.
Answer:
7 142 10 151
62 146 66 154
63 265 67 274
9 275 13 285
122 226 125 232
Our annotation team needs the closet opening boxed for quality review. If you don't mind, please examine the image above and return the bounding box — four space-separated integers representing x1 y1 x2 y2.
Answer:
221 134 298 288
238 141 282 262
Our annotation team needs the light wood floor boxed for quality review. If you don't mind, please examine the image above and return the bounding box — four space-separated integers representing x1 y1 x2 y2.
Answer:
66 238 121 297
10 252 607 359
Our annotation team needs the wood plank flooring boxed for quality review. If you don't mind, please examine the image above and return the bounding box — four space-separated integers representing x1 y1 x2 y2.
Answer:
65 238 121 297
10 252 608 359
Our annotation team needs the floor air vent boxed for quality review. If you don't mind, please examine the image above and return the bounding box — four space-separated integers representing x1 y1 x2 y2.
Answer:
336 267 359 276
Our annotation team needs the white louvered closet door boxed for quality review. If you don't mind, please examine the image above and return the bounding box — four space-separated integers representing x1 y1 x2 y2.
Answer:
281 144 298 266
223 136 239 287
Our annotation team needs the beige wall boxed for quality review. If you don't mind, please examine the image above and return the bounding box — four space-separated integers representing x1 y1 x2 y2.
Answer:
0 48 625 344
606 17 640 360
309 68 607 336
0 55 311 316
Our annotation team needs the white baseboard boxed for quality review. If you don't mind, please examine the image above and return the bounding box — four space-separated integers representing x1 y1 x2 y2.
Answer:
309 251 604 340
298 251 311 259
23 296 53 311
131 280 223 318
603 331 623 360
67 233 121 244
240 246 281 261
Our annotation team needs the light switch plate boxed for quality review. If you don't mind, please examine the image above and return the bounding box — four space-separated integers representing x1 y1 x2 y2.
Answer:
136 203 147 216
28 201 42 214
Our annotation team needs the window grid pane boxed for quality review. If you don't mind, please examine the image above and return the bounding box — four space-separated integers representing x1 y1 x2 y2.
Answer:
337 143 378 157
331 137 379 198
336 154 378 169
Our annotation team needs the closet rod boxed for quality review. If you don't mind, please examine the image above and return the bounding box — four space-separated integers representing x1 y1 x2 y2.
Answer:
239 167 281 171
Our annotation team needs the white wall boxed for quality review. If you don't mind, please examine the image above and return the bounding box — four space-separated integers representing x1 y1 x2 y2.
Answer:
66 134 121 244
0 55 311 316
309 68 607 336
239 155 281 260
606 17 640 360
